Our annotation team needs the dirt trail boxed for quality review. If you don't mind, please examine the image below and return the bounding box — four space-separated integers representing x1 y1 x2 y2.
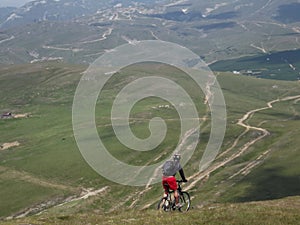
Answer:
128 117 211 208
0 35 15 44
134 91 300 210
80 28 113 44
185 94 300 191
13 113 30 118
56 186 110 207
13 187 110 219
109 190 143 213
128 71 214 209
251 43 267 53
0 166 79 192
228 149 272 179
0 141 20 151
1 165 110 219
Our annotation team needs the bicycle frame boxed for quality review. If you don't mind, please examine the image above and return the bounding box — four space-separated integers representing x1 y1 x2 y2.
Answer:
158 180 191 212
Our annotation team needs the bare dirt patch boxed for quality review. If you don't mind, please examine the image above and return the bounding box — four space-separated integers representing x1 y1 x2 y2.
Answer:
1 112 30 119
0 141 20 151
13 113 30 119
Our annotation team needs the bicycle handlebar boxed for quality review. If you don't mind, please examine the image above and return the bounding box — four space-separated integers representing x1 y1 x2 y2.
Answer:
176 180 187 183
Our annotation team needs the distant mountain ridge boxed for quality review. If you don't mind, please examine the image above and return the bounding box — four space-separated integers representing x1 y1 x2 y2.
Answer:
0 0 300 80
0 0 120 28
3 0 300 29
0 0 168 28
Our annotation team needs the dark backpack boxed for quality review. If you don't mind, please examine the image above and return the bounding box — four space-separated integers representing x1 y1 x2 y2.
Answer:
162 160 176 176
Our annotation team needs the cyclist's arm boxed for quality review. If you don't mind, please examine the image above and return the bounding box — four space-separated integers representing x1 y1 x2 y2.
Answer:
179 168 187 182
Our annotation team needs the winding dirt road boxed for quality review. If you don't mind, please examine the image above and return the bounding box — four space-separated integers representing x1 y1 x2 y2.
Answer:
139 94 300 210
185 94 300 191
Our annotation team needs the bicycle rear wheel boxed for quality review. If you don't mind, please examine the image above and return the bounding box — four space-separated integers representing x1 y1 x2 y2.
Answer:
157 198 171 211
179 191 191 211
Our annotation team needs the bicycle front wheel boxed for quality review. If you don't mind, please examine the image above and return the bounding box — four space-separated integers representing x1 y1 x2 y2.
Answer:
179 192 191 211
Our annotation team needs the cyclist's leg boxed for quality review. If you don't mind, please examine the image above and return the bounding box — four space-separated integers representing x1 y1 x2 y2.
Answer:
174 190 179 204
164 177 179 207
162 177 170 197
158 179 171 211
160 177 170 210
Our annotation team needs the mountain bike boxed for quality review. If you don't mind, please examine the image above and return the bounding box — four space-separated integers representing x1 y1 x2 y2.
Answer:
157 180 191 212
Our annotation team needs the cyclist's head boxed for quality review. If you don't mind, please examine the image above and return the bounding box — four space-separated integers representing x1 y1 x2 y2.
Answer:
173 153 181 161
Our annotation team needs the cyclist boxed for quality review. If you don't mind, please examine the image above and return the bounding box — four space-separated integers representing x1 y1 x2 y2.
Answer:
162 153 188 209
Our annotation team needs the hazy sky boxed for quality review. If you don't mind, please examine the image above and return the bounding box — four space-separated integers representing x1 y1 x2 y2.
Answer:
0 0 32 7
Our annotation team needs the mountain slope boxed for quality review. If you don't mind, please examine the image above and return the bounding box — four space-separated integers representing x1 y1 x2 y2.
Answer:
0 0 300 76
0 62 300 220
211 49 300 80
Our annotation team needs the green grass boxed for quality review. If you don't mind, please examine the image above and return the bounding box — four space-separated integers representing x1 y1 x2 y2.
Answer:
2 196 300 225
0 178 67 219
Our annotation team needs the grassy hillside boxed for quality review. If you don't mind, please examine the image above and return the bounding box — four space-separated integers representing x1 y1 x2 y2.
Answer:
2 197 300 224
0 62 300 223
210 49 300 80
